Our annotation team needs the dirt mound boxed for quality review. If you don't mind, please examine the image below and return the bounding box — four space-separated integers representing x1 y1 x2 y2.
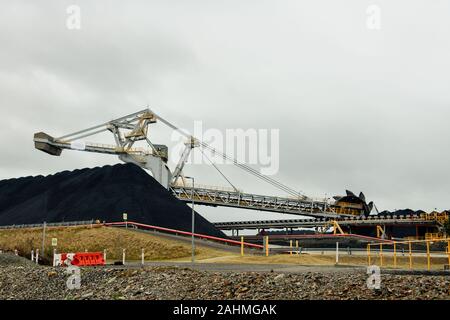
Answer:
0 163 225 238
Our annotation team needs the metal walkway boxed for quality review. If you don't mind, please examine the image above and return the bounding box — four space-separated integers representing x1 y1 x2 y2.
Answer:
213 215 439 231
170 185 343 219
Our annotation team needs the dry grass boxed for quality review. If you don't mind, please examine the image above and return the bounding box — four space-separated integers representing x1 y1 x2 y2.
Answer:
363 255 449 270
1 226 447 270
201 252 449 270
0 225 229 261
200 253 367 265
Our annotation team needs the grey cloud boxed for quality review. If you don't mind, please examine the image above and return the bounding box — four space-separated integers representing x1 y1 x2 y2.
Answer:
1 0 449 220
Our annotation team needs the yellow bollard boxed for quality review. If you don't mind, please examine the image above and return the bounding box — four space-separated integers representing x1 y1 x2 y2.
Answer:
289 240 293 256
367 244 371 265
408 241 412 270
265 236 269 257
426 240 431 271
393 242 397 268
379 243 383 267
447 240 450 267
295 240 299 255
240 236 244 257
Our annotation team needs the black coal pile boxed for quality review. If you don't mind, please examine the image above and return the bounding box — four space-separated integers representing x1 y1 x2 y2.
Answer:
379 209 426 216
0 163 225 238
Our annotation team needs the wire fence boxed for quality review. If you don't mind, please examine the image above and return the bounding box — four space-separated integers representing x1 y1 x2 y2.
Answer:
0 220 96 230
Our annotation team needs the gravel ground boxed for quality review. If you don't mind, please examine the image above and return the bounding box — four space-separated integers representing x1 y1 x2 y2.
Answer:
0 253 449 300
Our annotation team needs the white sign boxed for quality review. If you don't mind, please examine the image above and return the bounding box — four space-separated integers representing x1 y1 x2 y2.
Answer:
52 238 58 246
123 213 128 220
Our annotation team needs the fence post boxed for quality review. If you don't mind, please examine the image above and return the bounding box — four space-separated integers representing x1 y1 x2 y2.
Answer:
379 243 383 267
289 240 293 256
240 237 244 257
408 241 412 270
14 249 18 256
296 240 299 255
447 240 450 267
335 242 339 265
31 249 34 262
426 240 431 271
265 236 269 257
122 249 126 265
141 248 145 266
35 249 39 264
53 248 57 267
367 244 371 265
41 222 46 259
103 249 107 262
393 242 397 268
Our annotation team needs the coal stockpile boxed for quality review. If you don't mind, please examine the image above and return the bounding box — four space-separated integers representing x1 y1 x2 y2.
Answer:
0 163 225 238
379 209 426 216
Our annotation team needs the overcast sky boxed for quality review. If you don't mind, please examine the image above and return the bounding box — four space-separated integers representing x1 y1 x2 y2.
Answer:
1 0 450 222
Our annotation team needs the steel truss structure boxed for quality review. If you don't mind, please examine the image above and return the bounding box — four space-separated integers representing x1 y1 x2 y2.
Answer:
34 109 172 187
36 108 430 222
213 215 440 231
170 185 340 219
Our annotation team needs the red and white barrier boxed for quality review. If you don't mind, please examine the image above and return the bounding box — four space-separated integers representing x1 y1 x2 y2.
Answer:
53 252 105 267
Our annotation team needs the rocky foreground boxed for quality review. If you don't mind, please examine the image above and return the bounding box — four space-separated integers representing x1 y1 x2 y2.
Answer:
0 254 449 300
